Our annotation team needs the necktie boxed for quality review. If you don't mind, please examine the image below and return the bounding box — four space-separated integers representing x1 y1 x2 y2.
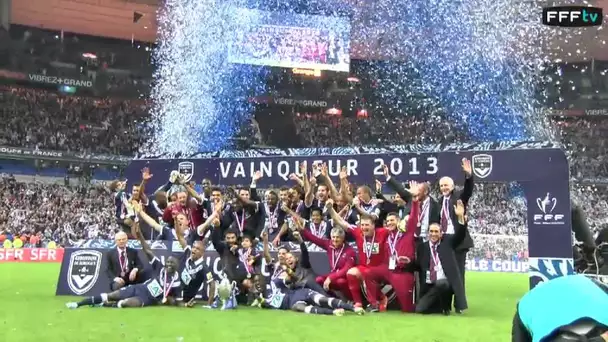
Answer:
440 197 449 233
430 244 438 282
119 251 126 272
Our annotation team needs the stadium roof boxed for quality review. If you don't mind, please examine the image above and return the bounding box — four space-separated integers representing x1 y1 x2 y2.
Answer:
10 0 608 62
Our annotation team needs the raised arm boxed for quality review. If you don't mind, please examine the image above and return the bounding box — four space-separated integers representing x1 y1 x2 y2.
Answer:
175 220 188 250
452 200 468 247
383 164 413 203
293 231 312 269
262 229 272 263
133 223 155 261
184 183 202 203
301 162 314 208
133 202 164 233
404 181 421 238
135 167 153 203
459 158 474 206
249 171 262 202
197 203 222 237
319 163 339 199
338 167 352 202
325 199 351 230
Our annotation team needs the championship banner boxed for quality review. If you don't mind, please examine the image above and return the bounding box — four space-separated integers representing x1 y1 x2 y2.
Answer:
0 248 64 262
128 141 574 289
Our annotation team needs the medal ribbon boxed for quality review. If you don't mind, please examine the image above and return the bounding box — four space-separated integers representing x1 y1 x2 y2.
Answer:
234 211 245 233
431 243 440 268
162 269 177 300
240 248 252 274
295 200 303 213
363 231 376 264
311 221 327 237
330 245 344 271
388 232 401 258
119 250 127 273
419 200 429 223
441 197 451 225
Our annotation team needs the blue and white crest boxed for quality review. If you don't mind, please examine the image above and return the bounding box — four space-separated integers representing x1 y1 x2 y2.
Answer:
178 161 194 183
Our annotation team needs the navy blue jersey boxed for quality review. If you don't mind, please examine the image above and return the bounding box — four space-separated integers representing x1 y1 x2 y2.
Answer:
305 220 333 239
114 191 133 220
179 245 215 301
142 257 182 301
347 201 381 225
263 277 291 310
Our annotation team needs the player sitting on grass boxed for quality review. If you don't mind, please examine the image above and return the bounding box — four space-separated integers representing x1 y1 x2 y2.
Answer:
65 223 184 309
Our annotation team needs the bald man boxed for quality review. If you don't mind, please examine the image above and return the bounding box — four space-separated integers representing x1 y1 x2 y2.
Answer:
105 232 145 291
437 158 474 314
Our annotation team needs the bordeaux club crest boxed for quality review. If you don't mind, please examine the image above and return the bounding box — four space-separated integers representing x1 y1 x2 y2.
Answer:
178 161 195 183
67 250 102 295
471 154 493 179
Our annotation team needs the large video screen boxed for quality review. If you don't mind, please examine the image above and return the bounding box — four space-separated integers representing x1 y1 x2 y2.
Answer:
228 9 351 72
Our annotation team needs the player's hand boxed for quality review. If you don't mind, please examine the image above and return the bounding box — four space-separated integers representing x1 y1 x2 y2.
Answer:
129 268 138 282
292 231 302 243
261 230 268 241
280 202 290 212
323 277 331 291
382 164 389 178
299 161 307 174
114 277 125 286
454 199 465 218
272 236 281 247
230 245 239 253
320 163 328 176
375 179 382 193
325 199 334 209
352 197 360 207
408 181 420 197
288 173 300 181
398 256 411 264
461 158 472 177
252 170 262 182
141 167 153 181
339 166 348 180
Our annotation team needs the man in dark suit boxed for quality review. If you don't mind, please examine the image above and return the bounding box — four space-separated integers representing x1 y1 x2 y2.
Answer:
438 158 474 311
105 231 145 291
414 200 468 315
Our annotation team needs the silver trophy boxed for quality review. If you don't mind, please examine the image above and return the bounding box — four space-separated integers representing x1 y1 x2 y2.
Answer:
217 276 235 310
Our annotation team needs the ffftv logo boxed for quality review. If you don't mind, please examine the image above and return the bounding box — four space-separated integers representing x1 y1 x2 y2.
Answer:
533 193 565 225
543 6 603 27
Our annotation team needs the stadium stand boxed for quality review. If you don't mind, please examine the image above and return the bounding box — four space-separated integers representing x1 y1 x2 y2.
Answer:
0 25 607 266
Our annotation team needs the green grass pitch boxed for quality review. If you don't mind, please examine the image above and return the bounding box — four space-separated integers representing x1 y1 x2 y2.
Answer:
0 264 526 342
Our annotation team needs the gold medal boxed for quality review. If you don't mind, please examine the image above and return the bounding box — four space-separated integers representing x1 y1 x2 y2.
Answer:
162 297 167 304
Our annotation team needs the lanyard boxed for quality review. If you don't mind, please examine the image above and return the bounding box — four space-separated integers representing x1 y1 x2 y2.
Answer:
119 249 127 273
239 248 252 273
431 243 440 266
310 221 326 237
234 211 245 232
330 245 345 271
419 200 429 223
161 269 177 300
363 231 376 264
295 200 303 213
388 232 401 257
442 197 451 223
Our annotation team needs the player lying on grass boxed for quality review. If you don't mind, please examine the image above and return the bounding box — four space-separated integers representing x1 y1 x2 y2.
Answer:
259 259 365 316
65 223 183 309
